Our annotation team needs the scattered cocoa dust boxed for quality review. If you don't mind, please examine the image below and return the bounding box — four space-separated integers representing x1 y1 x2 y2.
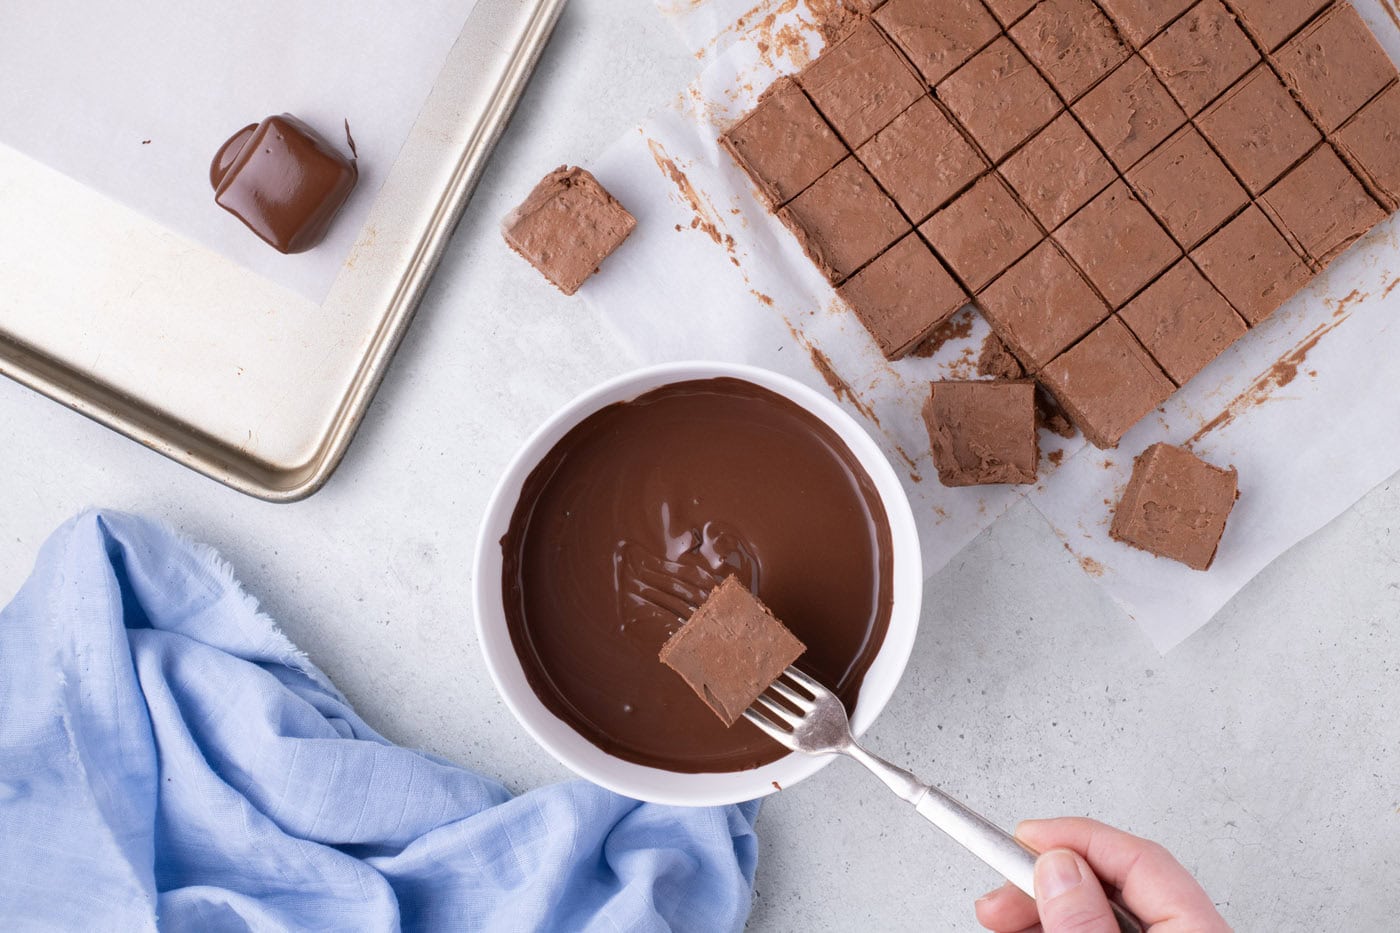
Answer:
1047 450 1065 466
892 444 919 470
1187 289 1365 445
976 333 1025 380
1384 276 1400 299
910 313 973 357
1065 543 1106 577
648 138 737 255
750 290 775 306
801 338 880 425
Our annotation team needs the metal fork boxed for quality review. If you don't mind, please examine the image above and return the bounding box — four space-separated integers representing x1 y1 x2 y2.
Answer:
746 667 1144 933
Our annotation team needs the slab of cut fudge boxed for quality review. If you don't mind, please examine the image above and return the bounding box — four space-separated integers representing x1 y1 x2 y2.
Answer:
1140 0 1258 115
1054 179 1181 307
1335 82 1400 210
1000 112 1118 229
937 37 1063 162
1227 0 1330 51
1196 65 1321 195
1190 205 1312 325
779 157 909 282
857 97 986 222
875 0 1001 86
1119 259 1247 384
838 233 970 359
1073 55 1186 171
976 240 1111 371
799 21 926 147
1259 145 1387 267
921 174 1043 292
1095 0 1195 47
659 576 806 727
720 77 848 205
503 165 637 296
922 380 1039 486
1126 125 1249 248
1010 0 1131 100
1274 3 1399 132
983 0 1039 26
1039 316 1175 448
1110 443 1238 570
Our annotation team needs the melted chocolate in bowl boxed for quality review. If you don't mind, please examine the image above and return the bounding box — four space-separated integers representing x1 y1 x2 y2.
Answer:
501 378 894 772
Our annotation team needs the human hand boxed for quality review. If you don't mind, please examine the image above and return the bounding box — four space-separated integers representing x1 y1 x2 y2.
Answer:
974 817 1231 933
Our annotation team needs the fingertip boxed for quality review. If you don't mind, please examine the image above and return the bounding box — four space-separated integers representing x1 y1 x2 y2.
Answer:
974 882 1039 931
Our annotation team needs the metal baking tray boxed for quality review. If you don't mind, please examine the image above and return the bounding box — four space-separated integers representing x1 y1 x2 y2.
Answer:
0 0 566 501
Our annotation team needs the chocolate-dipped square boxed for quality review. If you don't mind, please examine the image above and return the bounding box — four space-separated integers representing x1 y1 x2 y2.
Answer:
1095 0 1194 47
799 21 926 147
1119 259 1247 384
875 0 1001 86
923 381 1039 486
1228 0 1329 50
1054 180 1180 307
920 174 1042 292
1126 126 1248 248
983 0 1038 26
977 240 1111 370
1040 316 1175 448
1274 3 1399 132
721 77 848 205
1010 0 1130 100
1259 145 1387 267
1336 82 1400 210
839 233 970 359
1191 205 1312 324
937 37 1063 162
1141 0 1258 114
1000 112 1117 229
779 157 910 282
659 576 806 727
211 114 357 255
1111 443 1238 571
857 98 986 221
1073 56 1186 170
503 166 636 296
1196 65 1321 195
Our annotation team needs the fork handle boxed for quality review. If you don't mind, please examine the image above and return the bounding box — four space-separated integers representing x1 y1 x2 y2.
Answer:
844 745 1143 933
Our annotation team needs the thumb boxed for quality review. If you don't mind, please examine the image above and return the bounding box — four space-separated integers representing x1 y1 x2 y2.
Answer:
1034 848 1118 933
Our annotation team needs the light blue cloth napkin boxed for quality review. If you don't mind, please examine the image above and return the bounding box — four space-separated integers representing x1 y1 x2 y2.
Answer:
0 511 759 931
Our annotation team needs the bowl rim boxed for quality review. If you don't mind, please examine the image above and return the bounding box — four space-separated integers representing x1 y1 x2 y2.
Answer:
471 361 922 806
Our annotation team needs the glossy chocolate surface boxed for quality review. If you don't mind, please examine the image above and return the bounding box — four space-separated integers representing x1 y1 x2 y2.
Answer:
501 379 894 772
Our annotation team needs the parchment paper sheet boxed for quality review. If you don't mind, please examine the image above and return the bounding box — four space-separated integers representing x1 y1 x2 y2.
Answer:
0 1 476 302
584 0 1400 652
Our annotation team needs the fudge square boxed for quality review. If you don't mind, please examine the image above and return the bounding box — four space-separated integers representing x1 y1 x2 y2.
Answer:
977 240 1111 371
922 381 1038 486
1000 112 1117 229
1336 82 1400 210
720 77 847 205
1073 56 1186 171
1126 126 1249 249
1054 180 1180 307
1196 65 1321 195
799 21 925 147
921 174 1042 292
1095 0 1194 47
857 97 986 222
779 157 909 282
1040 316 1175 448
1259 145 1387 267
1140 0 1258 115
1009 0 1129 101
1119 259 1247 385
1274 3 1399 132
1192 205 1313 325
838 233 970 359
1111 443 1239 571
937 36 1063 162
659 576 806 727
875 0 1001 86
503 165 637 296
1228 0 1330 51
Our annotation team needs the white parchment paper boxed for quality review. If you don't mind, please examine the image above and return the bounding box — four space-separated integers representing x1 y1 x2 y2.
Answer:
0 1 476 302
583 0 1400 652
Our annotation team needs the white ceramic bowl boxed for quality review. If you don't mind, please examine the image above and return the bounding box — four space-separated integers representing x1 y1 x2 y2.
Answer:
472 361 922 806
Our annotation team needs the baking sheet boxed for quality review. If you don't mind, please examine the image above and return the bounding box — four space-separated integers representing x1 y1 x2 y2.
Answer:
582 0 1400 651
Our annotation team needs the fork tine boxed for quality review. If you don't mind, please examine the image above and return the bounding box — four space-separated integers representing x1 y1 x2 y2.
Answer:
767 678 815 711
780 666 826 697
753 694 803 728
742 707 794 745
